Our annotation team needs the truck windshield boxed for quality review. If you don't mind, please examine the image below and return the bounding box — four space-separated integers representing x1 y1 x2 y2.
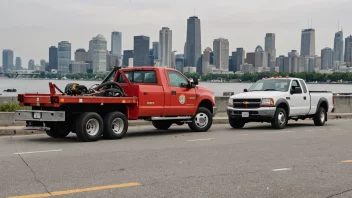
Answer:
248 79 291 92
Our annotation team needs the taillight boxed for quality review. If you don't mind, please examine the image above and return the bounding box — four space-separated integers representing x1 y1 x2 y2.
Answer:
17 94 24 102
50 96 60 103
332 96 335 105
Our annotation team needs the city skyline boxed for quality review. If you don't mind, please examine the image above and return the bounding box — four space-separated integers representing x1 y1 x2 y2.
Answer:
1 0 351 66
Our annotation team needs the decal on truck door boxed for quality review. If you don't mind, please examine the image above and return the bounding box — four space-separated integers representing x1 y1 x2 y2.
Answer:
179 94 186 104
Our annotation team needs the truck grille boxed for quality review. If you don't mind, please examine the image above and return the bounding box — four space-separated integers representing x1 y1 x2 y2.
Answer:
233 99 261 108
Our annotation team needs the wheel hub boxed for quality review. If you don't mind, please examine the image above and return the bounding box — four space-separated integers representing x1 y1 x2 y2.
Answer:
86 119 99 136
278 112 285 125
195 113 209 128
112 118 124 135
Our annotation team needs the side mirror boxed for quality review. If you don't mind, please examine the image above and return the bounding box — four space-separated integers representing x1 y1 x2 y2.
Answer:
243 89 248 92
192 77 199 85
290 87 302 94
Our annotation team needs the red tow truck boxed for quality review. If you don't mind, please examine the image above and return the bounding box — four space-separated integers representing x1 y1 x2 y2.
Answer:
15 67 217 142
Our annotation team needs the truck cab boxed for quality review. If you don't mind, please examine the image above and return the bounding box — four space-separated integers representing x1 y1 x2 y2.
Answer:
227 77 334 129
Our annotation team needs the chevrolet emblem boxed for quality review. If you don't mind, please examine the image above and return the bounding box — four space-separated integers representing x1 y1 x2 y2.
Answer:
243 101 249 105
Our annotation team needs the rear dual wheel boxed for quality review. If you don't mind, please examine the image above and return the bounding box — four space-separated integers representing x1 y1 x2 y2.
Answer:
75 112 104 142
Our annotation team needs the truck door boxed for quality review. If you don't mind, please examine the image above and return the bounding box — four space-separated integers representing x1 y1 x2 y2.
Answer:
299 80 310 115
289 80 305 116
166 70 196 116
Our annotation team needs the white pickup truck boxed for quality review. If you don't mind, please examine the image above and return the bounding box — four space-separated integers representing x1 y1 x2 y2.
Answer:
227 77 334 129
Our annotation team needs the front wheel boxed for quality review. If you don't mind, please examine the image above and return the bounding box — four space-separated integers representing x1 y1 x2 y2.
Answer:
75 112 104 142
313 107 326 126
103 112 128 139
271 108 287 129
229 118 245 129
188 107 213 132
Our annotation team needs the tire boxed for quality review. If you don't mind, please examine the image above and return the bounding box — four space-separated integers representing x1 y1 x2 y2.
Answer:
188 107 213 132
75 112 104 142
271 108 287 129
313 107 326 126
45 123 70 138
152 121 172 130
103 112 128 139
229 118 245 129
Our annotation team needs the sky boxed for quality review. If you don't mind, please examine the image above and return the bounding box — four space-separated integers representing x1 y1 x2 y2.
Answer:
1 0 351 67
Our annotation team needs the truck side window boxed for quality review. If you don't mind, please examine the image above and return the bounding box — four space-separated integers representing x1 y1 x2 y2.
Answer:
291 80 302 94
133 71 157 83
299 80 308 93
118 71 132 83
168 71 188 87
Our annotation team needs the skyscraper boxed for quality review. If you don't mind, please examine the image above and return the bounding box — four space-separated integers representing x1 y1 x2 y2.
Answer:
276 55 285 72
175 54 185 72
300 29 315 57
231 52 237 72
288 50 300 73
213 38 229 71
254 46 268 69
75 48 88 62
345 35 352 64
159 27 172 67
236 48 245 72
202 47 212 74
2 49 14 72
40 59 46 71
152 42 159 60
89 34 108 73
246 52 255 66
111 31 122 57
15 57 22 70
58 41 71 73
321 47 334 69
49 46 58 71
265 33 276 66
28 59 35 70
133 36 150 66
123 50 134 67
185 16 201 67
334 31 344 61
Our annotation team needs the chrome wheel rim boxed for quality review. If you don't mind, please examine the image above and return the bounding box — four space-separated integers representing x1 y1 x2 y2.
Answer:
278 112 286 126
320 110 325 123
195 113 209 128
86 119 99 136
112 118 124 135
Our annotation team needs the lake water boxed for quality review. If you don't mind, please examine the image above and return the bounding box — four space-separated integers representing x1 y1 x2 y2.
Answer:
1 77 352 97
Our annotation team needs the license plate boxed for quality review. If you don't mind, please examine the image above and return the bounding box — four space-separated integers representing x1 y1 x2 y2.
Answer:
33 112 42 119
242 112 249 117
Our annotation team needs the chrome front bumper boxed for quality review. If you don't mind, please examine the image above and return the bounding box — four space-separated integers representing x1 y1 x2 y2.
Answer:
15 110 66 122
227 107 276 119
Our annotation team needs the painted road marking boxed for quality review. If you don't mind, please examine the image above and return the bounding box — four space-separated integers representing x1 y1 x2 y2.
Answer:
188 138 215 142
342 160 352 163
8 182 141 198
331 129 342 131
272 168 292 172
14 149 62 155
264 131 293 134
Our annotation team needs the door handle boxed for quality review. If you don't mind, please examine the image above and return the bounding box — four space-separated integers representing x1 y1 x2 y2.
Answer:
171 91 176 95
143 92 148 95
303 96 306 100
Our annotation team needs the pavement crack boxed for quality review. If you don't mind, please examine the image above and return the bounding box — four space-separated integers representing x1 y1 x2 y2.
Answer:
325 188 352 198
17 154 52 196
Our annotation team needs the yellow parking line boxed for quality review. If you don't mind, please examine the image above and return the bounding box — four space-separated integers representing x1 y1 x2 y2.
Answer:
342 160 352 163
8 182 141 198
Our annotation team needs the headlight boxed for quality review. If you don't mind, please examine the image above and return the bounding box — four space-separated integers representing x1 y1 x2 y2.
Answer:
228 98 233 107
261 98 274 106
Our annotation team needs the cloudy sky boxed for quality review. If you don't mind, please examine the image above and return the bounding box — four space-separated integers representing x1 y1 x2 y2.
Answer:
1 0 351 67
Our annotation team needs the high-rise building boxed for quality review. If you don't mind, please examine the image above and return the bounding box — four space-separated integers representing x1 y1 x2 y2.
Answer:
89 34 108 73
15 57 22 70
49 46 58 71
231 52 237 72
159 27 172 67
2 49 14 72
213 38 229 71
106 54 119 70
265 33 276 66
345 35 352 64
246 52 255 66
170 51 176 69
75 48 88 62
321 47 334 69
152 42 159 60
58 41 71 73
300 29 315 57
202 47 212 74
254 46 268 68
123 50 134 67
334 31 344 61
175 54 185 72
235 48 245 72
111 31 122 57
185 16 201 67
133 36 150 66
288 50 300 73
40 59 46 71
28 59 35 70
276 55 285 72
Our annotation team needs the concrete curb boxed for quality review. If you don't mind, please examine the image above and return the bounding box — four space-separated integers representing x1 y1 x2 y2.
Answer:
1 114 351 136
